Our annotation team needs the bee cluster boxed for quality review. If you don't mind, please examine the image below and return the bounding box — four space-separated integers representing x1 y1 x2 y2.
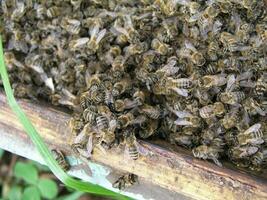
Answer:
1 0 267 172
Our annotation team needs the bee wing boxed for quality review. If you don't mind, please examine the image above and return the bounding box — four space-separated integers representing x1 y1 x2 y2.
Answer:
253 106 266 116
244 123 261 135
96 29 107 43
136 142 150 156
89 25 99 37
226 74 236 92
174 110 192 118
108 119 117 132
86 135 94 157
171 88 188 97
174 119 192 126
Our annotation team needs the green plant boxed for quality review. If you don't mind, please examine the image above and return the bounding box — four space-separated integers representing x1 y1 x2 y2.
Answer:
0 36 130 200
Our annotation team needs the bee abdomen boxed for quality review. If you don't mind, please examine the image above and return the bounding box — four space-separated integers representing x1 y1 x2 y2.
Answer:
96 115 109 130
128 146 139 160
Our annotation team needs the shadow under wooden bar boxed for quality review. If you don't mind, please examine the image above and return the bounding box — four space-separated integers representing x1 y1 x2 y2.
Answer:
0 92 267 200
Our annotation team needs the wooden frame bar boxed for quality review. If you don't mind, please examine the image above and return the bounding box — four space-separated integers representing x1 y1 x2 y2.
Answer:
0 92 267 200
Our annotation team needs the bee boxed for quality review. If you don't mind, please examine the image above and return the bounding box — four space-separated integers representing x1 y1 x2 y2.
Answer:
255 75 267 97
68 115 84 133
125 132 140 160
198 74 227 89
151 38 170 55
229 145 259 159
60 17 81 35
191 51 206 67
113 15 139 44
83 105 98 124
104 45 121 65
192 144 223 166
80 91 91 109
139 104 164 119
135 68 160 91
174 112 202 128
207 41 220 61
139 119 158 139
219 91 245 105
112 78 132 97
221 107 240 130
199 102 225 119
46 6 61 18
117 112 135 129
243 98 266 116
87 26 107 52
96 115 109 131
51 149 70 171
156 56 179 76
169 132 195 147
165 77 193 89
11 2 26 21
112 173 138 190
4 52 24 69
114 98 138 112
111 55 126 78
251 149 267 167
70 0 82 10
124 42 147 57
133 90 145 106
237 123 265 146
220 32 249 52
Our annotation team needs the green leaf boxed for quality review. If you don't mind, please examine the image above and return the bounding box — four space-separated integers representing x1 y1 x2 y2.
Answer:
22 186 41 200
37 178 58 199
7 185 22 200
0 36 130 200
14 162 38 185
0 148 4 159
55 191 84 200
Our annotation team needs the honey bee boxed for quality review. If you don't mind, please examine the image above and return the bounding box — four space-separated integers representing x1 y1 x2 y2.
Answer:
114 98 138 112
169 132 195 147
192 144 223 166
229 145 259 159
111 55 126 78
220 32 249 52
133 90 145 106
198 74 227 89
117 113 135 129
207 41 220 61
60 17 81 35
51 149 70 171
138 119 158 139
237 123 265 146
96 115 109 131
11 2 26 21
4 52 24 69
139 104 163 119
199 102 225 119
104 45 121 65
174 112 202 128
125 130 139 160
124 42 147 57
68 114 84 133
46 6 61 18
191 51 206 67
251 149 267 167
112 78 132 97
83 105 98 124
135 68 160 91
112 173 138 190
243 98 266 116
113 15 139 44
70 0 82 10
151 38 170 55
221 107 240 130
219 91 245 105
87 26 107 52
255 75 267 97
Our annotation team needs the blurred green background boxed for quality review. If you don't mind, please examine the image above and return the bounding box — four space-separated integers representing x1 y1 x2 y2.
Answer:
0 149 110 200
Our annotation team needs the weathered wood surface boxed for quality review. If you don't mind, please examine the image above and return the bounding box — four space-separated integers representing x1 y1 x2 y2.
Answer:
0 92 267 200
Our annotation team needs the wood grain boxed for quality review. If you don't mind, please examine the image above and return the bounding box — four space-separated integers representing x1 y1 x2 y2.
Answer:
0 92 267 200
